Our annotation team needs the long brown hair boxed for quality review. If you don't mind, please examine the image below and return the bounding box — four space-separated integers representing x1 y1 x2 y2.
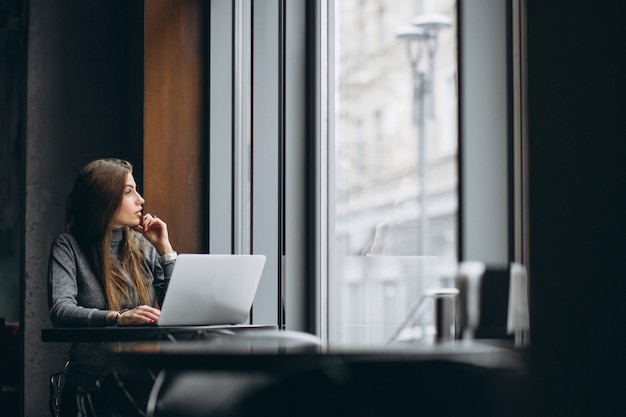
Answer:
66 158 153 310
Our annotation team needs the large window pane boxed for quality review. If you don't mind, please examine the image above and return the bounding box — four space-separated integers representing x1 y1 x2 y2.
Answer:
328 0 458 346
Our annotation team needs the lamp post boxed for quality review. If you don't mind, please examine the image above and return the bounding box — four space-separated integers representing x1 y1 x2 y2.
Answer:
412 14 453 120
395 14 451 257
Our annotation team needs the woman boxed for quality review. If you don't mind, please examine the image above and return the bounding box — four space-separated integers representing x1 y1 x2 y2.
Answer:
48 158 177 416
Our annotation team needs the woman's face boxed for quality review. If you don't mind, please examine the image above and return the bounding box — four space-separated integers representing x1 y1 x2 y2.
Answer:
110 173 145 229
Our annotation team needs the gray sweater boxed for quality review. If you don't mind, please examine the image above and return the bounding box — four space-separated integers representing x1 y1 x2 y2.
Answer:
47 228 175 389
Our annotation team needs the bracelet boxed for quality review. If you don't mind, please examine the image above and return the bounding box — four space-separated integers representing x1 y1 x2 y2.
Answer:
114 308 129 326
159 251 177 263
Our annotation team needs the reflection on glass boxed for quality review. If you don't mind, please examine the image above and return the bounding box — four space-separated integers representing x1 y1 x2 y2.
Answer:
329 0 458 346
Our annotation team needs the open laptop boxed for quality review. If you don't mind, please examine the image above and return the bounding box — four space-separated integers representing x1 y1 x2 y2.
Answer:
157 254 266 326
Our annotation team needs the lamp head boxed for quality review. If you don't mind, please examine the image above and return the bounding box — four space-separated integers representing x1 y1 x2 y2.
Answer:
411 13 452 36
395 25 428 41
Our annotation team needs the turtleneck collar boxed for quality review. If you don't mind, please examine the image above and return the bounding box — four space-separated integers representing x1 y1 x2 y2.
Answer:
111 228 125 246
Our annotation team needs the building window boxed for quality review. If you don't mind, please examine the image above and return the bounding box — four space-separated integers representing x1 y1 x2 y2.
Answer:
328 0 458 345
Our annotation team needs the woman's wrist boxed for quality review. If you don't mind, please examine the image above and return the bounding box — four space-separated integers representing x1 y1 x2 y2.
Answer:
106 311 117 326
156 242 175 257
115 309 129 326
106 308 130 326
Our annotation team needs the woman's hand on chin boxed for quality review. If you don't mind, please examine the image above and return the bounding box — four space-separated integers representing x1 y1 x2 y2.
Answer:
135 213 174 255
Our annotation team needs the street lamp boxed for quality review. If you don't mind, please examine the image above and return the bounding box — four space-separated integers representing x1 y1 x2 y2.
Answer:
395 26 429 127
412 14 452 119
395 14 451 257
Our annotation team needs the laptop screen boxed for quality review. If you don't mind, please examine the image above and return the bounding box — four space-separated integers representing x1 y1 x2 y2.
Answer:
157 254 266 326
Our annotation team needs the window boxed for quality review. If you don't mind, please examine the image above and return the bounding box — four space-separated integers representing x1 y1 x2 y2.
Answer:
206 0 516 342
327 0 458 346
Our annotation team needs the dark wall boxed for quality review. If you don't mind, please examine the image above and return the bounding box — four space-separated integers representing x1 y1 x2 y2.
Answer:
23 1 143 415
0 1 26 415
526 1 626 415
0 0 25 325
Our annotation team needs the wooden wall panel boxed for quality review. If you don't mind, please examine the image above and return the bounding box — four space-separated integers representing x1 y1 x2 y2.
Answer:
144 0 208 253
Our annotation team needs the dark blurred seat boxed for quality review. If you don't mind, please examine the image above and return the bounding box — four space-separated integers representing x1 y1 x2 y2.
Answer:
0 319 20 417
148 359 528 417
150 371 277 417
475 265 512 340
232 359 529 417
146 329 322 417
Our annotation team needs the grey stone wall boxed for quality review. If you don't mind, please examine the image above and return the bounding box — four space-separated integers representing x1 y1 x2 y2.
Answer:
23 1 142 415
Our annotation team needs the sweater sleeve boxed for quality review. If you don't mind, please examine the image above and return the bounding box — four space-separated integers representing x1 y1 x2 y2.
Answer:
48 234 111 327
137 231 175 307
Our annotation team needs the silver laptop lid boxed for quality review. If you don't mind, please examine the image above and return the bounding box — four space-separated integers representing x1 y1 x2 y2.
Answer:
157 254 266 326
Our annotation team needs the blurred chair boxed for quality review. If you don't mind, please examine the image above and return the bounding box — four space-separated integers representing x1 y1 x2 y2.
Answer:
148 371 277 417
506 263 530 347
0 319 19 416
473 264 511 339
145 330 321 417
231 358 529 417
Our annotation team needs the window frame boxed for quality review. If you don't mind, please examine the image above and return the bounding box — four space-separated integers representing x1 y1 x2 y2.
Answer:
207 0 527 343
